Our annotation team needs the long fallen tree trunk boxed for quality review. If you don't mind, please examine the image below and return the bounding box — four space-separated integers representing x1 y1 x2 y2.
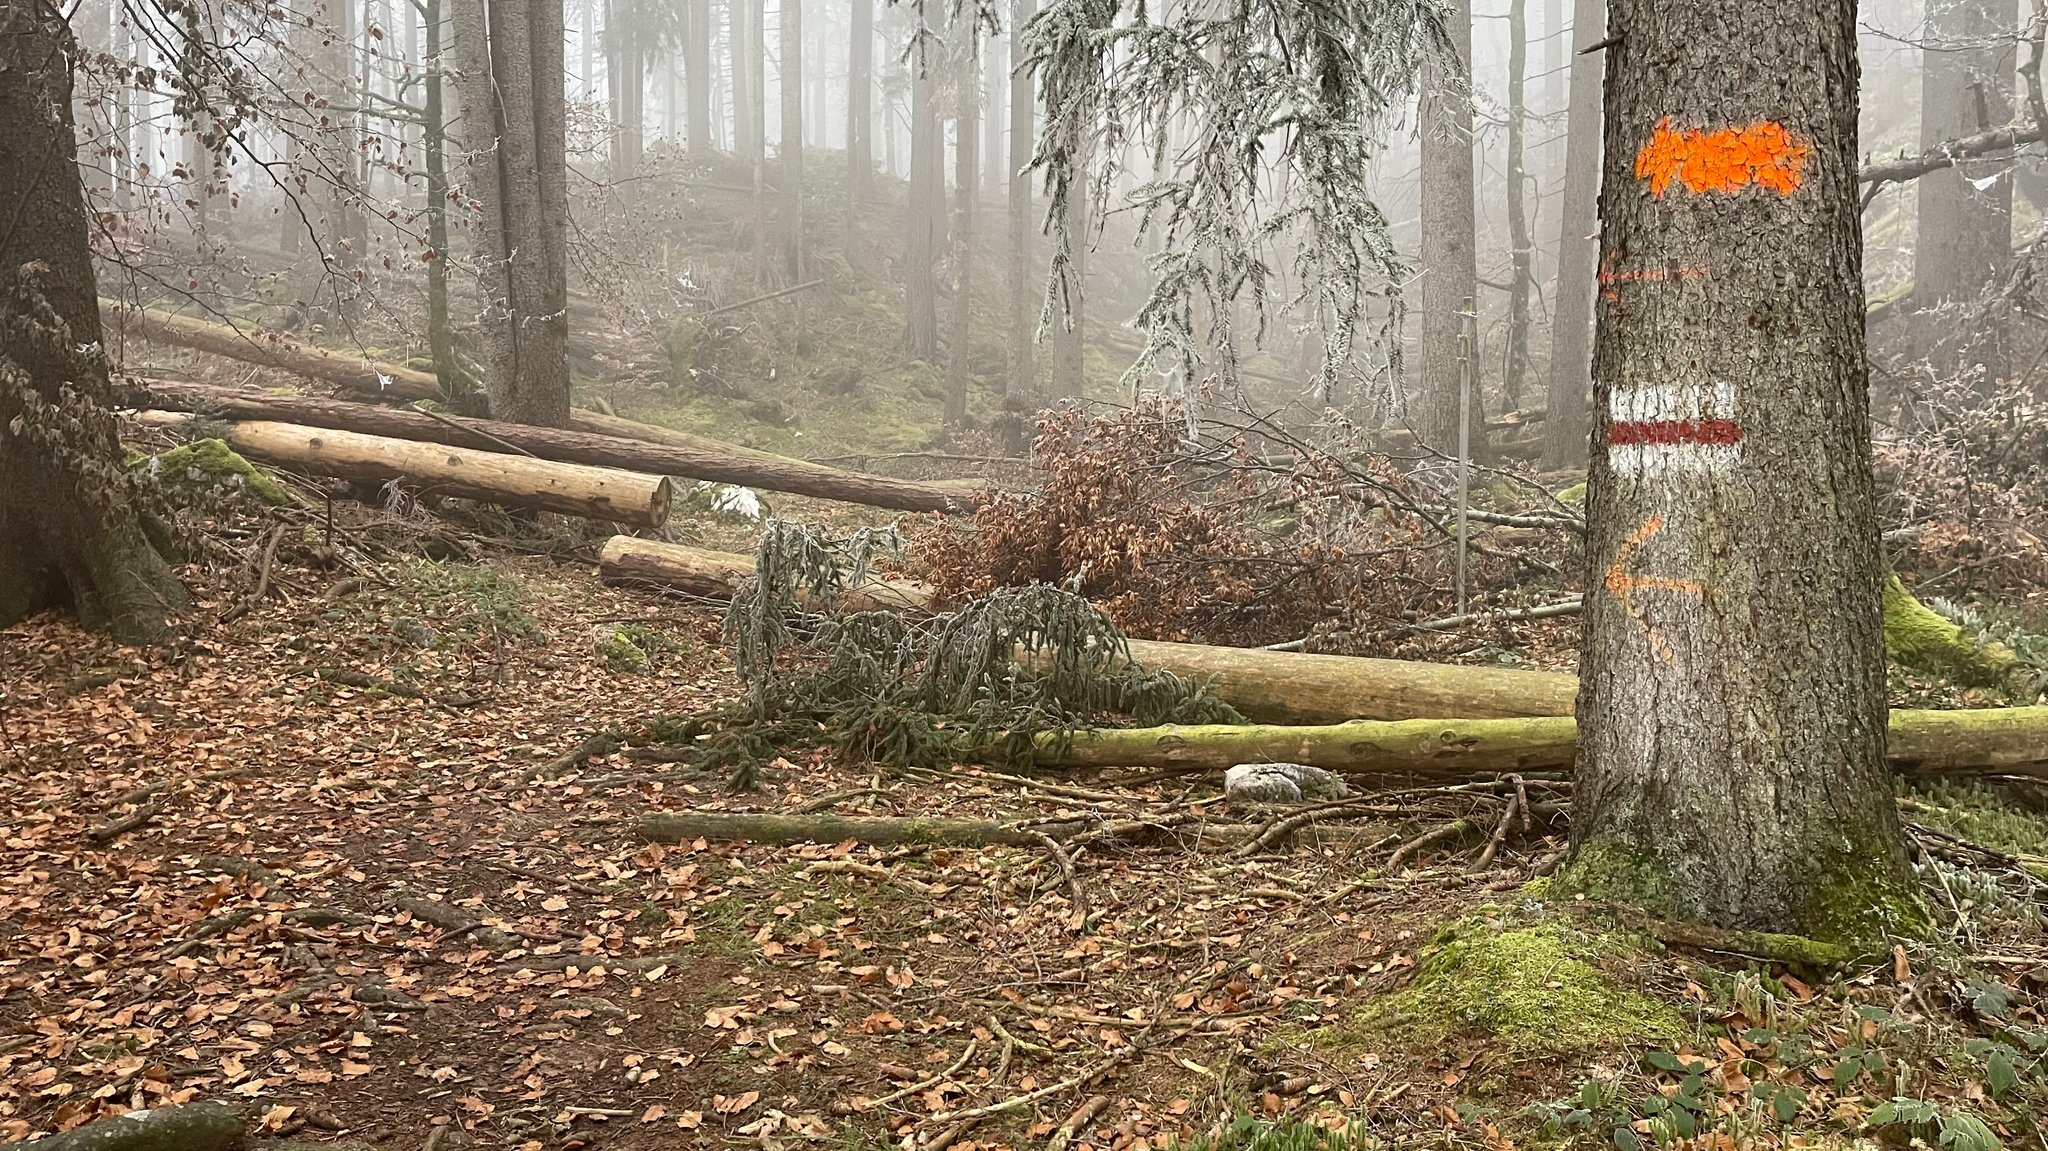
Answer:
1035 707 2048 779
105 299 443 401
593 538 1582 722
144 381 984 514
141 414 672 526
599 537 934 610
1 1100 245 1151
636 810 1377 851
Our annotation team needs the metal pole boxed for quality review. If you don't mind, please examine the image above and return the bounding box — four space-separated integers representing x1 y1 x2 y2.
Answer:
1455 295 1474 617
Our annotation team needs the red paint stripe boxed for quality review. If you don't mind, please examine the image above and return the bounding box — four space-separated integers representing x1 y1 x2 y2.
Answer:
1608 419 1744 447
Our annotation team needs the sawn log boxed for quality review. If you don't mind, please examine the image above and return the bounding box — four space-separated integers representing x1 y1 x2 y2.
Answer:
598 537 934 611
104 300 442 401
141 414 672 526
1035 707 2048 779
144 382 983 514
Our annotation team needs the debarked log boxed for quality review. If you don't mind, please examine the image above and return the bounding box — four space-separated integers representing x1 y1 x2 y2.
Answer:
1033 707 2048 779
597 537 933 611
138 414 671 527
1 1101 245 1151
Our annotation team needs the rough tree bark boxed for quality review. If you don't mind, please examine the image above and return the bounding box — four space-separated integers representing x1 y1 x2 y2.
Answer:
1539 0 1603 469
448 0 573 426
1416 0 1484 455
906 46 942 358
1570 0 1917 942
0 3 187 641
1913 0 2013 377
847 0 872 201
1006 0 1037 396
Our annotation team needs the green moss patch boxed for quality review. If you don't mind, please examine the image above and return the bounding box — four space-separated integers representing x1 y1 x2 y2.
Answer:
1884 573 2017 687
153 438 290 505
1332 914 1686 1061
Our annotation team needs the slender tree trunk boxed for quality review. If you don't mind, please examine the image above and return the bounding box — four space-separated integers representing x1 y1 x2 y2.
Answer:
1050 137 1088 391
1570 0 1915 941
1539 0 1602 469
847 0 872 202
1914 0 2014 378
779 0 805 280
732 0 756 161
984 32 1005 199
944 37 980 427
422 0 461 398
1503 0 1533 412
529 0 573 420
581 0 596 100
1416 0 1483 455
906 49 941 357
687 0 712 153
1006 0 1035 396
0 3 186 641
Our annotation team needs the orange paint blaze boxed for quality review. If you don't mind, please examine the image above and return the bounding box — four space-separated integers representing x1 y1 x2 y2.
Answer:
1633 117 1812 198
1604 513 1706 662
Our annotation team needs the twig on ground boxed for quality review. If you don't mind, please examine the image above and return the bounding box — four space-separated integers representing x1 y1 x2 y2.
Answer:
803 860 938 895
1385 816 1481 874
861 1038 979 1111
495 860 609 897
1031 831 1089 931
792 787 888 814
1047 1095 1114 1151
1467 787 1521 873
86 803 160 843
522 731 622 783
221 523 288 624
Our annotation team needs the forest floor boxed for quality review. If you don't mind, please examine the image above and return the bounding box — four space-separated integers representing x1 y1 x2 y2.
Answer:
5 493 2048 1151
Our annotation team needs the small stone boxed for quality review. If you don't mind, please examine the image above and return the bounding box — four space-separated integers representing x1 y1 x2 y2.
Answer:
1225 762 1350 804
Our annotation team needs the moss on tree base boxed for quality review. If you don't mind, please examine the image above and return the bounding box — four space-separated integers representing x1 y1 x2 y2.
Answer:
1331 910 1686 1061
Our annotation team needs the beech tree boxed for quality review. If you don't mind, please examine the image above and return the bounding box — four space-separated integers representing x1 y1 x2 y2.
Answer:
0 2 187 641
1569 0 1916 940
448 0 574 426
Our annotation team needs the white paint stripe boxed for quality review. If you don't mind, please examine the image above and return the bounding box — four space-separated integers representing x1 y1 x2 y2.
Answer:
1609 381 1737 423
1610 442 1740 476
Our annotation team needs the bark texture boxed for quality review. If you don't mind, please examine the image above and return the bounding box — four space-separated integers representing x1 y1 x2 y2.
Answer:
1540 0 1603 469
1574 0 1913 940
905 51 942 357
944 35 980 428
1415 0 1484 454
0 4 186 642
779 0 805 280
846 0 873 200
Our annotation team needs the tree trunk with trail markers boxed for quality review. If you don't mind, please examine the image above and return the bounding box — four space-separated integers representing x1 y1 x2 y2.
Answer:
1416 0 1485 455
0 4 187 642
1572 0 1916 941
1540 0 1603 469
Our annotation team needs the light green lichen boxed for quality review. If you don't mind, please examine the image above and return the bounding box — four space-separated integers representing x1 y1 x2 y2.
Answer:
1884 573 2017 686
601 628 650 673
153 438 290 505
1333 914 1686 1060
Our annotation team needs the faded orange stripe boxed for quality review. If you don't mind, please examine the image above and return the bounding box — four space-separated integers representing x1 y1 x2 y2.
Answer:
1634 117 1811 198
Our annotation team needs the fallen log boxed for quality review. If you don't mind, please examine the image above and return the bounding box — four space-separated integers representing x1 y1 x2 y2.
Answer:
585 540 1582 722
1033 707 2048 779
1 1101 245 1151
139 414 672 527
636 810 1378 851
598 537 934 611
1115 639 1578 723
104 300 442 401
145 382 984 514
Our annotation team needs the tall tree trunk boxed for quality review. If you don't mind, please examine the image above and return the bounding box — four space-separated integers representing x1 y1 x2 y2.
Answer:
450 0 572 426
1914 0 2014 378
905 50 941 358
944 37 980 428
422 0 461 398
984 32 1005 199
732 0 753 159
1006 0 1035 396
1539 0 1602 469
1049 138 1088 392
1570 0 1915 941
581 0 596 101
1416 0 1483 455
1503 0 1533 412
686 0 712 153
0 3 186 641
847 0 872 202
779 0 804 281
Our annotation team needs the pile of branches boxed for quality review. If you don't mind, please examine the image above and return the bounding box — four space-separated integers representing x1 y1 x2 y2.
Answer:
911 399 1561 649
665 521 1242 785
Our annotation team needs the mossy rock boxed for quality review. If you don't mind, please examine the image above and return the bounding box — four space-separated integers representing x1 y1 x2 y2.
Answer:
600 628 650 673
1883 573 2016 687
1338 912 1686 1061
153 438 291 505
